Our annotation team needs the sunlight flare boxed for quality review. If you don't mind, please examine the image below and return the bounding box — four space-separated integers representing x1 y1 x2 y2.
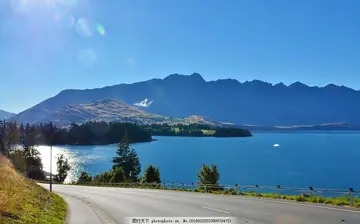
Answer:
95 23 106 36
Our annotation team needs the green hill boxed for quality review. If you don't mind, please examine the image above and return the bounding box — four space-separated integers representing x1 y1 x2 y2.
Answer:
0 156 67 224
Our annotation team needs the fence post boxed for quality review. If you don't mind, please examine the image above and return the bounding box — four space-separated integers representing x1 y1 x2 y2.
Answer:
235 184 239 194
277 185 281 199
309 186 314 198
255 185 259 196
349 188 355 206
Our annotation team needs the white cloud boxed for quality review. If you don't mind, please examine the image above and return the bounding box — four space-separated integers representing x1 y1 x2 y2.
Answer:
75 18 92 38
134 98 154 108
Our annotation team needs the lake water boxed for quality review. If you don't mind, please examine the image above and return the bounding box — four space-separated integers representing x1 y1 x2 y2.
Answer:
37 132 360 190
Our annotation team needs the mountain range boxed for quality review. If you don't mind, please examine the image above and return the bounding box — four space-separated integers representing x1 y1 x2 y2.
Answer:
11 73 360 126
0 110 15 120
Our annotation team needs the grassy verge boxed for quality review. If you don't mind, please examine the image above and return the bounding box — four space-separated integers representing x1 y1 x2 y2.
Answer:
0 156 67 224
73 182 360 208
223 191 360 208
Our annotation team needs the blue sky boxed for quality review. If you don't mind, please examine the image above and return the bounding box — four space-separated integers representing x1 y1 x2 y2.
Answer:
0 0 359 113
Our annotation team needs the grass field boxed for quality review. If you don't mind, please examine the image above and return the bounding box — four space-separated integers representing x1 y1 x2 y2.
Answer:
0 156 67 224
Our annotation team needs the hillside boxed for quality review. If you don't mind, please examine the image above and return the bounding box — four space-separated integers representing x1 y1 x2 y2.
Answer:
35 99 225 127
12 73 360 126
0 156 67 224
43 99 168 126
0 110 15 120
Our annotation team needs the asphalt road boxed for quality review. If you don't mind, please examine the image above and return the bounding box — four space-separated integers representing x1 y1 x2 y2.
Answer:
40 184 360 224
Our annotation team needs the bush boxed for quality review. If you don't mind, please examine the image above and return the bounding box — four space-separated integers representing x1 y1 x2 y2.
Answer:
8 150 27 174
110 167 125 183
27 165 46 180
77 171 92 184
8 148 46 181
94 167 125 184
318 197 326 203
309 197 318 203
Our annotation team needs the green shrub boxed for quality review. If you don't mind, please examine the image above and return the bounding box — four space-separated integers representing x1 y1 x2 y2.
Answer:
77 171 92 184
309 197 318 203
318 197 326 203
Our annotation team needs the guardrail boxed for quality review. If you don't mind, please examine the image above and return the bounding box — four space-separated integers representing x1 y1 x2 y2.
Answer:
40 179 359 206
60 181 359 204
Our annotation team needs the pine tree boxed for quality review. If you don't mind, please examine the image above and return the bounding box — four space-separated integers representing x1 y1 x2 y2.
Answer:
197 164 220 190
142 165 161 184
112 132 141 180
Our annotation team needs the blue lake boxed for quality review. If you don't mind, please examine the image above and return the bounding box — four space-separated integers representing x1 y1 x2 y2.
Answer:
37 132 360 190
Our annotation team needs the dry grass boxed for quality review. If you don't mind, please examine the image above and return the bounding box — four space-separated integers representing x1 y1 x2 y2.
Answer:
0 155 67 224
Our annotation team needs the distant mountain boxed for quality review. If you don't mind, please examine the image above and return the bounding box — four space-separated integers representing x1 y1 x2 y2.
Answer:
12 73 360 126
0 110 15 120
36 99 225 127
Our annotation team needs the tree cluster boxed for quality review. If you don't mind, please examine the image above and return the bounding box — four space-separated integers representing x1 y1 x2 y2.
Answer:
0 121 46 180
0 121 152 149
214 127 252 137
55 122 152 145
77 134 161 185
149 123 251 137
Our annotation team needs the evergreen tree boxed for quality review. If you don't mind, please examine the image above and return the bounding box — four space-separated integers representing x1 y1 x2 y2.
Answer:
197 164 220 191
112 132 141 180
1 122 20 155
23 145 45 180
109 167 125 183
23 124 43 178
55 154 71 182
142 165 161 184
77 171 92 183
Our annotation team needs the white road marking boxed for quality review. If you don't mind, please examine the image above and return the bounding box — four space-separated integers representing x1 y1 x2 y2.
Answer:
201 206 230 214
